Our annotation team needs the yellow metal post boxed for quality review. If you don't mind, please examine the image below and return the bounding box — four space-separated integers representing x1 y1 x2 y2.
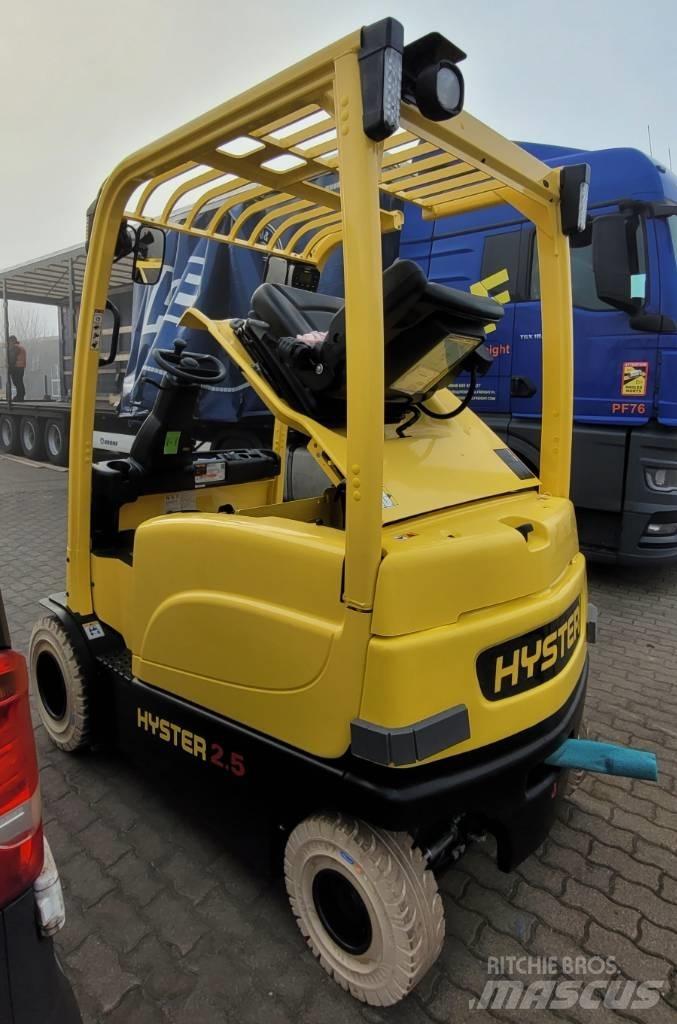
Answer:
532 200 574 499
269 418 288 504
66 177 131 613
497 181 574 500
333 52 385 611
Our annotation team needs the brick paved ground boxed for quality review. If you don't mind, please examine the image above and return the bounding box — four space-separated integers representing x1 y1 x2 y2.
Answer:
1 453 675 1023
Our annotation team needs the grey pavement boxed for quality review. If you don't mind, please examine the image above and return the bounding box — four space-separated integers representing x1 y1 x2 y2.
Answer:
0 453 675 1023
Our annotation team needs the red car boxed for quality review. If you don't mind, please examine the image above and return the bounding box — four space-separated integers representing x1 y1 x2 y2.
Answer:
0 596 81 1023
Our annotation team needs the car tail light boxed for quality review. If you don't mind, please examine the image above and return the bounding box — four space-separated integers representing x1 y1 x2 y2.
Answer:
0 649 43 906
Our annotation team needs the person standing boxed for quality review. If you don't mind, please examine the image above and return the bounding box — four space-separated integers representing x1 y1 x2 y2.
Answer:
8 336 26 401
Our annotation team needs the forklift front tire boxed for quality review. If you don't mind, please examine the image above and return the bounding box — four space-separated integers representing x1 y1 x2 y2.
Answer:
284 813 444 1006
29 615 91 752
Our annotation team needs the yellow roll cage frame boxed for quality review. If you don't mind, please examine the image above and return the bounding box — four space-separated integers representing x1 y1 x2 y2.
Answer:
69 25 573 617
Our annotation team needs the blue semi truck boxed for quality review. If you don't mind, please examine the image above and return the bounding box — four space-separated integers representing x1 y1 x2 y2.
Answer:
121 142 677 566
398 143 677 566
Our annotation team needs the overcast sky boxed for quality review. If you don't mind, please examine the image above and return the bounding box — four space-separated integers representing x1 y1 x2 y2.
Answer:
1 0 675 273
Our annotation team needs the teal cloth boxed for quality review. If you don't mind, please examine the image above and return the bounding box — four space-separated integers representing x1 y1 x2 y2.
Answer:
545 738 658 781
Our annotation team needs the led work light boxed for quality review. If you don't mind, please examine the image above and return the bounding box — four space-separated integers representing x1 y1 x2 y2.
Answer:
360 21 466 141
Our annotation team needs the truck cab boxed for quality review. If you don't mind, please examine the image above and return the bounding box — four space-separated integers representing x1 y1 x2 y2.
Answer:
403 143 677 564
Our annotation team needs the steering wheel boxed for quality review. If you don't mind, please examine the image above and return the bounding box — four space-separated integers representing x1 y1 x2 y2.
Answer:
153 338 227 385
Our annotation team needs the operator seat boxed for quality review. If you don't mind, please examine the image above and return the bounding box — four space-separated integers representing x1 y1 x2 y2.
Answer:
246 260 503 425
251 285 342 338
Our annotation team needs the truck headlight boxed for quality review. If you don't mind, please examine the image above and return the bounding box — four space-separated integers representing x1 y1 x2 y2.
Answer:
644 466 677 493
645 519 677 537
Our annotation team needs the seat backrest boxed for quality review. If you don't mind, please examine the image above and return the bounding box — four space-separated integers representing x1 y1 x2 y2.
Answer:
316 260 503 397
319 260 428 383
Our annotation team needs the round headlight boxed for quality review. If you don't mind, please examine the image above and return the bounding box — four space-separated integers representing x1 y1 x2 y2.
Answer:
415 61 464 121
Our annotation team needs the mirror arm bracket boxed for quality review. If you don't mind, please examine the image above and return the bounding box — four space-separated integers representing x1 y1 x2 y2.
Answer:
629 311 677 333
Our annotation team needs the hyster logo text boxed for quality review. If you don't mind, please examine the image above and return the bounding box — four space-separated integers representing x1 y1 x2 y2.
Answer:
476 598 581 701
137 707 207 760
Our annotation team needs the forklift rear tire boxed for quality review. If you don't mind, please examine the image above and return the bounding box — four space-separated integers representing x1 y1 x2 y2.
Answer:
284 813 444 1006
29 616 91 752
0 414 18 454
19 416 45 461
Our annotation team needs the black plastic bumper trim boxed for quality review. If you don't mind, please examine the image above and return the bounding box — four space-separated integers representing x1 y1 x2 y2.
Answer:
351 704 470 766
97 630 587 835
587 603 598 644
1 888 81 1024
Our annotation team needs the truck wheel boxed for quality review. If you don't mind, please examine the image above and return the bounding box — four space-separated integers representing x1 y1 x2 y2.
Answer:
44 417 69 466
0 414 18 454
19 416 45 460
29 616 91 752
284 813 444 1006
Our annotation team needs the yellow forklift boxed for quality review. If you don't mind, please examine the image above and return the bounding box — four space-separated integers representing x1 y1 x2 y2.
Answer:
30 19 595 1004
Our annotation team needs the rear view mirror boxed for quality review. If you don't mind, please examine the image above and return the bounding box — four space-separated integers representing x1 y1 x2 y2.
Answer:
114 222 137 263
133 227 166 286
592 215 642 313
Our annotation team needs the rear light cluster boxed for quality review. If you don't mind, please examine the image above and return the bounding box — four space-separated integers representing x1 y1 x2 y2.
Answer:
0 650 43 906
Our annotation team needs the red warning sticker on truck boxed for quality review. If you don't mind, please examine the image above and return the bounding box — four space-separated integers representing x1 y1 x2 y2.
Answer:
621 361 648 397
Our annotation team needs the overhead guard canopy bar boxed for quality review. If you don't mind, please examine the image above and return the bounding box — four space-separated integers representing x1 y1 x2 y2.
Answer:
116 31 557 267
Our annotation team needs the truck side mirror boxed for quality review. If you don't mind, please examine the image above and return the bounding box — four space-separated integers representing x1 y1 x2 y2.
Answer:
591 215 641 313
132 227 166 286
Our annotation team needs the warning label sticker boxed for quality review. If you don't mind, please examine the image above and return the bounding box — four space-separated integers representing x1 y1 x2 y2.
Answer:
195 461 226 487
621 361 648 397
83 620 105 640
90 309 104 351
164 492 198 512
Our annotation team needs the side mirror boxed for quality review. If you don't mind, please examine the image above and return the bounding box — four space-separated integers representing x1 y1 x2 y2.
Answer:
592 215 643 313
114 222 137 263
99 300 121 367
132 226 166 286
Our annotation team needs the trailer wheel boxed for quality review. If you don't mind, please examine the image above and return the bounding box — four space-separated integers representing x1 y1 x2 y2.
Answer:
29 616 91 752
285 813 444 1006
44 417 68 466
19 416 45 461
0 414 18 454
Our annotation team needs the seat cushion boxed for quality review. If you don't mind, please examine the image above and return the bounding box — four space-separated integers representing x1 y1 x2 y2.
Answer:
251 283 342 338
